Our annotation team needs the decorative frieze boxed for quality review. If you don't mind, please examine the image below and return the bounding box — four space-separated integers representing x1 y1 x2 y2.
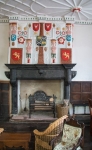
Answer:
0 16 92 25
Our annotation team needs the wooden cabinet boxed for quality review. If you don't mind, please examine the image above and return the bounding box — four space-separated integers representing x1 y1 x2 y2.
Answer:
0 81 10 121
70 81 92 114
70 81 92 105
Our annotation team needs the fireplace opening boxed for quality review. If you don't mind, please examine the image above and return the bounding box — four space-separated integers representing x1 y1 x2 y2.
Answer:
5 64 77 118
18 80 64 114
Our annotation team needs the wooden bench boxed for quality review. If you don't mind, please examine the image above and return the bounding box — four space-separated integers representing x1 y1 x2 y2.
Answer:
29 91 57 118
0 132 31 150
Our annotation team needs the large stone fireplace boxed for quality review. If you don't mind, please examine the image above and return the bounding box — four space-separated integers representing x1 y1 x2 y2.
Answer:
5 64 76 114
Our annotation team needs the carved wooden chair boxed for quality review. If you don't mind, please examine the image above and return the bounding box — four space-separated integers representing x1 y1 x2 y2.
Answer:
33 115 68 150
50 117 85 150
88 98 92 135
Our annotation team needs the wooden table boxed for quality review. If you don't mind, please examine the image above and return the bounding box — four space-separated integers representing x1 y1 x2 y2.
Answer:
0 132 31 150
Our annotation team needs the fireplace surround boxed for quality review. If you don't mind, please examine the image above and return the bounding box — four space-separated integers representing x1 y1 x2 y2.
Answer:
5 64 76 114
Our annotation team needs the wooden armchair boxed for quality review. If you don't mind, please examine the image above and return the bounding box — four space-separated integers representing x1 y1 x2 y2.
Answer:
50 117 85 150
33 115 68 150
88 98 92 135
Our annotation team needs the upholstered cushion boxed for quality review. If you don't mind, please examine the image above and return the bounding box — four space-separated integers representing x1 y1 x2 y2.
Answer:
53 143 82 150
53 124 82 150
62 124 82 143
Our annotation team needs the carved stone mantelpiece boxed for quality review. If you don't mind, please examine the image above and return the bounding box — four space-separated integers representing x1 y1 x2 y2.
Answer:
5 64 77 114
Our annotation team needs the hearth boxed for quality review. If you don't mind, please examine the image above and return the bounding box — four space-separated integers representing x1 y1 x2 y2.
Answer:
5 64 77 114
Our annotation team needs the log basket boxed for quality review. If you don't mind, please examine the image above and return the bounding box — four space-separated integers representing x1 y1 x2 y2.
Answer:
56 104 69 118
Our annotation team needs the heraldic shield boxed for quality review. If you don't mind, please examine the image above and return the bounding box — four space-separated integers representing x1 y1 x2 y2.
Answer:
36 36 47 46
10 48 22 64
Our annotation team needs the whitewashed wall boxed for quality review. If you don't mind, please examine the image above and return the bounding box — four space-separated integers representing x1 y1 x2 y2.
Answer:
0 22 92 114
72 24 92 81
0 23 9 80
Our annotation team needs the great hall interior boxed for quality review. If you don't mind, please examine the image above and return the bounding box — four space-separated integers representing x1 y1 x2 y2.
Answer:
0 0 92 150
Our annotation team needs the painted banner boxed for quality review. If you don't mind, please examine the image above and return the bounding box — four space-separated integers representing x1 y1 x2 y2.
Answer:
60 48 72 64
10 48 22 64
33 23 40 31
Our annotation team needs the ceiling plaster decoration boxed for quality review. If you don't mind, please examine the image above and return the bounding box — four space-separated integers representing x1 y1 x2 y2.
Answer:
0 0 92 25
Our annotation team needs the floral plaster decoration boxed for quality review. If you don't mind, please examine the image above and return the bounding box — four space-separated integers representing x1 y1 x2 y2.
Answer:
56 31 60 35
56 25 66 46
18 24 28 44
58 37 65 44
18 37 25 44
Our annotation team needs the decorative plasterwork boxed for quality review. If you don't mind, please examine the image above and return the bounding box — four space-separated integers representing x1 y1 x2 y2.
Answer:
0 16 92 25
0 19 9 23
0 0 92 23
8 15 75 22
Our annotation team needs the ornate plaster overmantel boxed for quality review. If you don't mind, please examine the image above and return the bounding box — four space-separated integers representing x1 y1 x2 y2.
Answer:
5 64 77 114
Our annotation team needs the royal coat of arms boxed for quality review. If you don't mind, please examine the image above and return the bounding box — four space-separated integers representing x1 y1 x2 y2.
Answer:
36 36 47 46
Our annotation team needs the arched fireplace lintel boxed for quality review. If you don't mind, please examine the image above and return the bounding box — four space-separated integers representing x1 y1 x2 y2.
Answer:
5 64 77 114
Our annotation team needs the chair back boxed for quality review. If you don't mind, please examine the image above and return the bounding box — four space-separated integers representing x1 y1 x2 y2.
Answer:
50 117 85 150
64 117 85 146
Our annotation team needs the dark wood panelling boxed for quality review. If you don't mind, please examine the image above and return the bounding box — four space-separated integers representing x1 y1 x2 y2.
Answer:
70 81 92 104
0 81 10 121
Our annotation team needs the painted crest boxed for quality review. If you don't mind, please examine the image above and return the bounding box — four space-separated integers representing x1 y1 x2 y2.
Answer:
45 23 52 31
36 36 47 46
11 49 22 61
60 48 72 64
33 23 40 31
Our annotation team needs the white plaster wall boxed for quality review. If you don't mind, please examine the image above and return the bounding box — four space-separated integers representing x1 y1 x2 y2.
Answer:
0 23 9 80
72 24 92 81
